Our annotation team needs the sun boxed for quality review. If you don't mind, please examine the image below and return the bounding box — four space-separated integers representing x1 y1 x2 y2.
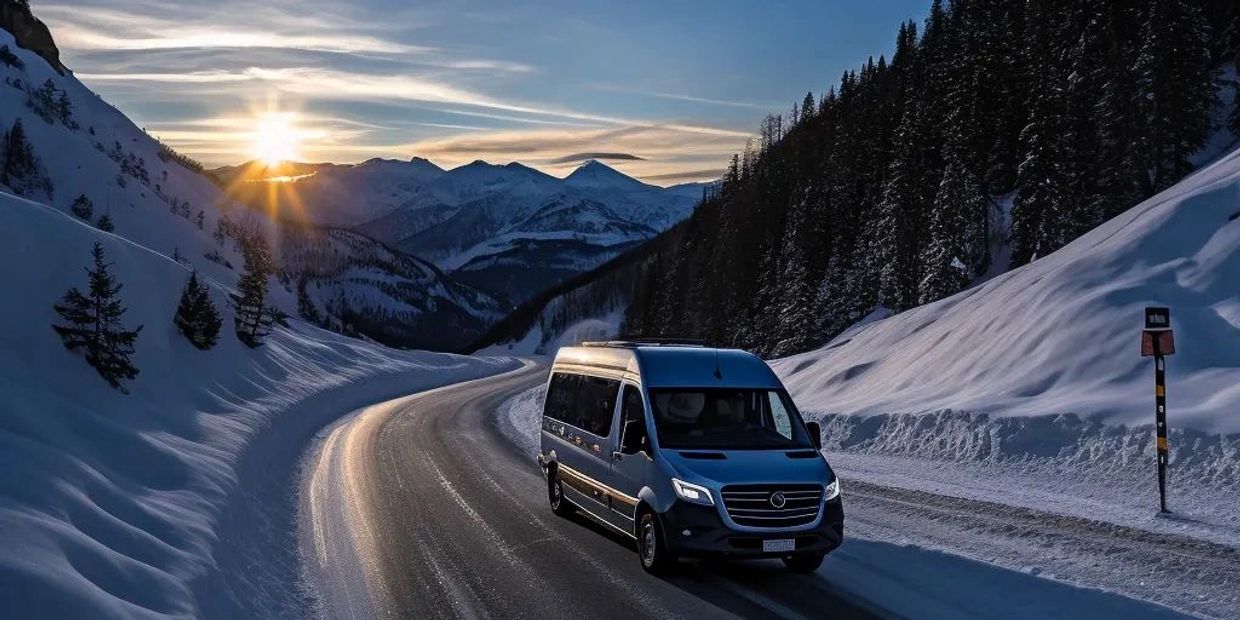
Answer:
250 112 302 167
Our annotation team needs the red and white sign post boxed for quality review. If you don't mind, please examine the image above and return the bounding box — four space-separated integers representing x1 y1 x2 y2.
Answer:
1140 307 1174 513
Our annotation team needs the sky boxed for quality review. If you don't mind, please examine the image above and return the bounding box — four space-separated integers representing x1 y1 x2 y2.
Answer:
41 0 932 185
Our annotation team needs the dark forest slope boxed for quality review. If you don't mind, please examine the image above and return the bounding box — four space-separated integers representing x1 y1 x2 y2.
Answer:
478 0 1240 356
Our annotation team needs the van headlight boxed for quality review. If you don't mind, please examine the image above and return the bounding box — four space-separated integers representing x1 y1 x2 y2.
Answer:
671 478 714 506
825 478 842 501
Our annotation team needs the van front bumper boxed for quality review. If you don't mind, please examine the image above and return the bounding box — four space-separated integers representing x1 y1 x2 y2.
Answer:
660 497 844 558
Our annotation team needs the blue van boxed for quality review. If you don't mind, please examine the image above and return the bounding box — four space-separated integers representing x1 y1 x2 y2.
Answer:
537 341 843 573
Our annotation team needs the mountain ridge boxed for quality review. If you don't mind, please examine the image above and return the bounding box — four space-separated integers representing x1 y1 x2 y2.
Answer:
215 155 706 306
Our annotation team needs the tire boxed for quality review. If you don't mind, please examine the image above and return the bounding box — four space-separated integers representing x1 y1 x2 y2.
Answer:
637 511 677 574
548 470 575 517
782 551 825 573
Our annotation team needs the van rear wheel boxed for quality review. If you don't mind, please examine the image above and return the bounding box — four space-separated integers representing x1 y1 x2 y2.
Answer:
782 551 825 573
637 512 676 574
548 470 575 517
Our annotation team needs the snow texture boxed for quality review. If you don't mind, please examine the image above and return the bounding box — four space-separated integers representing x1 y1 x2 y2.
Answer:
0 190 518 618
771 143 1240 434
0 32 524 613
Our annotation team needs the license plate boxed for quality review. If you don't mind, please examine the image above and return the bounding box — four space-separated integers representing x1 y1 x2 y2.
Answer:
762 539 795 553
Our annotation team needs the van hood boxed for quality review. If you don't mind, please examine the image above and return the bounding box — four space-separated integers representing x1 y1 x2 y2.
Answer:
662 449 832 486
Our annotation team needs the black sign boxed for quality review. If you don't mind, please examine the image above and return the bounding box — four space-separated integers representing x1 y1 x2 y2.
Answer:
1145 307 1171 330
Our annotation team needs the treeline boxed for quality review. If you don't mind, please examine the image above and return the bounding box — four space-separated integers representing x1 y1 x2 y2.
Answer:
622 0 1240 357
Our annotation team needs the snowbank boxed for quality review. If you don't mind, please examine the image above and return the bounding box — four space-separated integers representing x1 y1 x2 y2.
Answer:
0 192 516 618
772 145 1240 434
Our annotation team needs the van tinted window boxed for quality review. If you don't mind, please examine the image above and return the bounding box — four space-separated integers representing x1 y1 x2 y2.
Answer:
544 372 619 437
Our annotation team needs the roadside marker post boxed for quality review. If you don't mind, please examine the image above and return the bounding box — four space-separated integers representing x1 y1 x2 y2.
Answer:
1140 307 1175 513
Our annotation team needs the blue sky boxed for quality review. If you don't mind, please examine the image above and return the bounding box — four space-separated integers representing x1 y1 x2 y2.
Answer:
42 0 932 183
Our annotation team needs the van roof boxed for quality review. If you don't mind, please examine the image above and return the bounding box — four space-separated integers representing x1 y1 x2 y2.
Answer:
552 344 782 389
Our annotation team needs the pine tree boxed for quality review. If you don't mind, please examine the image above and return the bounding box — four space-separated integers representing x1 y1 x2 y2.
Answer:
1090 4 1149 225
70 194 93 220
232 236 274 347
875 107 924 311
1136 0 1216 192
2 118 51 197
96 213 114 232
52 243 143 392
174 271 221 350
771 196 817 356
919 148 977 304
1011 0 1074 267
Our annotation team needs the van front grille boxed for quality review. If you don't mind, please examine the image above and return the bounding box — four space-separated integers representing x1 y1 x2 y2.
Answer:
720 484 823 528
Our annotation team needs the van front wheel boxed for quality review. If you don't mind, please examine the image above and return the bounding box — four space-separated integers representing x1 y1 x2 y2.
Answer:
637 512 676 574
548 471 575 517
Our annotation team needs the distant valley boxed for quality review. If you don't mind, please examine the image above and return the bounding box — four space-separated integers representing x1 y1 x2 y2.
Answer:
213 158 706 307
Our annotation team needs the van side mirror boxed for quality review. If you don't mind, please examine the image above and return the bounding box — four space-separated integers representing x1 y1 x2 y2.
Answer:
620 419 646 455
805 421 822 450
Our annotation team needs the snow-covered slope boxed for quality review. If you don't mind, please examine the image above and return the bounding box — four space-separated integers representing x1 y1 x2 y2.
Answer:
0 28 500 350
772 144 1240 434
0 190 517 618
221 158 704 305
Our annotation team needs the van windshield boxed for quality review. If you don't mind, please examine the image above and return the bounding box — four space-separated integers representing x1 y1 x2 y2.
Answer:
648 388 813 450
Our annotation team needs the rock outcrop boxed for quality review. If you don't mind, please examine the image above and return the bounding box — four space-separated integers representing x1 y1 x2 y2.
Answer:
0 1 63 74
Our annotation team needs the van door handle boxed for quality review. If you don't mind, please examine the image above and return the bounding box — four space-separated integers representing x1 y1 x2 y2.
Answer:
611 451 623 462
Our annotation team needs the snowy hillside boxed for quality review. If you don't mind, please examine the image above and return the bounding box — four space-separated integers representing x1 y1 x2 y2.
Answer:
771 144 1240 434
219 157 704 305
0 190 517 617
0 28 500 350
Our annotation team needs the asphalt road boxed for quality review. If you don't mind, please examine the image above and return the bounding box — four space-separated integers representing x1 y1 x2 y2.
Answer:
301 363 881 620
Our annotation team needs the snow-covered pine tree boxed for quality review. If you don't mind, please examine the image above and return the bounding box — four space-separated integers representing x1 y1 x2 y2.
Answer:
232 235 274 347
918 147 976 305
875 82 923 310
771 195 817 356
69 194 93 220
1136 0 1216 192
2 118 52 198
52 243 143 392
95 213 114 232
174 271 221 350
1011 0 1074 267
1090 4 1148 227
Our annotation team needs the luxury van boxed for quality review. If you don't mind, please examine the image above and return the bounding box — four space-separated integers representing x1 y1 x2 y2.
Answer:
537 340 844 574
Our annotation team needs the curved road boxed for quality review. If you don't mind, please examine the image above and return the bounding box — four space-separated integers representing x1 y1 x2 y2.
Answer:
301 363 880 620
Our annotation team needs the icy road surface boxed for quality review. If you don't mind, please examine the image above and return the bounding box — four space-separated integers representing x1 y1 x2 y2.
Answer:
299 366 1208 619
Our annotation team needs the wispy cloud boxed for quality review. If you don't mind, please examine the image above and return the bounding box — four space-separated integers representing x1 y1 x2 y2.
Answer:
547 152 645 164
646 92 778 110
642 168 726 183
79 65 753 140
405 125 745 185
40 3 426 55
41 0 757 182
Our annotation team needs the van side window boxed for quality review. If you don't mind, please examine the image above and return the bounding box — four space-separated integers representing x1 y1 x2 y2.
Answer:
766 391 793 440
620 384 648 445
621 385 645 426
580 375 620 436
545 372 619 437
545 373 575 426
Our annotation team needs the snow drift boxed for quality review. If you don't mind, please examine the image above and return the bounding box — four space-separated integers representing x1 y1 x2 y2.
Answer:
773 144 1240 434
0 191 516 617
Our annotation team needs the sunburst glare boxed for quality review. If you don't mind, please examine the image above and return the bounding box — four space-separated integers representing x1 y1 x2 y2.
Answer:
250 111 302 167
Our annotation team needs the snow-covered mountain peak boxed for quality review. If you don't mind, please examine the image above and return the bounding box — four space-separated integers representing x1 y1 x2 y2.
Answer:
408 155 443 170
564 159 650 191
